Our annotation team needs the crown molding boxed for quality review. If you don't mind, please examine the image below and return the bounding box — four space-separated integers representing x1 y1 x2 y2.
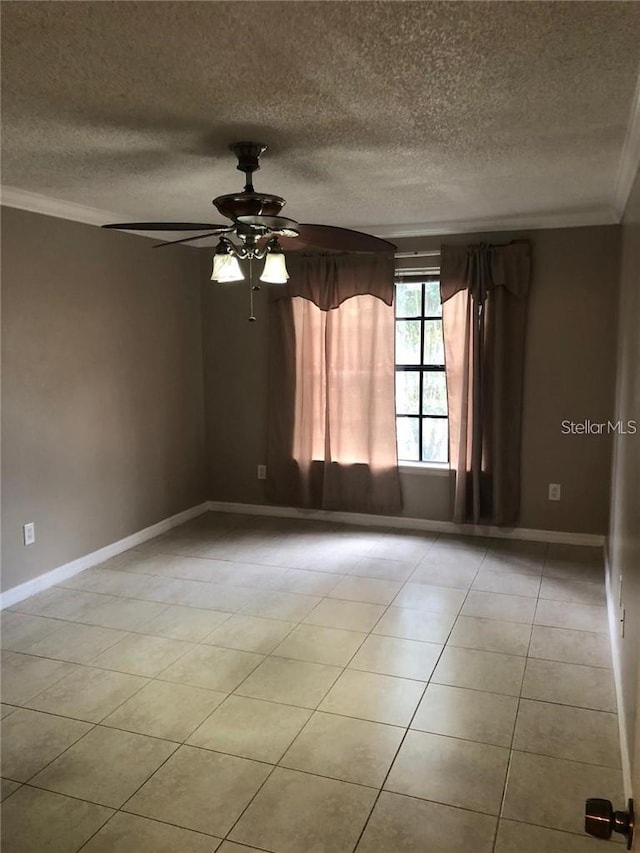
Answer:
614 67 640 219
0 185 130 228
1 184 620 243
358 207 620 240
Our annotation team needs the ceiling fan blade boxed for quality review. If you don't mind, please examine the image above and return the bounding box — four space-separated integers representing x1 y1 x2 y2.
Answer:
152 230 232 248
278 224 396 253
102 222 229 231
236 215 299 237
272 225 396 252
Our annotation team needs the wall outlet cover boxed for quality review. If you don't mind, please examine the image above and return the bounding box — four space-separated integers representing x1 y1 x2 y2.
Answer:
257 465 267 480
548 483 561 501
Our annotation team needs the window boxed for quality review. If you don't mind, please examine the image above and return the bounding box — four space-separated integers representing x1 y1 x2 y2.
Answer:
395 277 448 463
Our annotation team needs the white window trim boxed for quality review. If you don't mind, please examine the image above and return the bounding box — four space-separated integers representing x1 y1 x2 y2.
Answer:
395 270 448 467
398 461 450 477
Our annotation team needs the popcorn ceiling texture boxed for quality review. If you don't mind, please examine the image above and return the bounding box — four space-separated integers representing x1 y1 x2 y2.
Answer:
2 1 640 231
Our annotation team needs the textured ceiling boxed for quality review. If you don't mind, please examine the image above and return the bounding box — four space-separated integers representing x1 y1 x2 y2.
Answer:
2 0 640 237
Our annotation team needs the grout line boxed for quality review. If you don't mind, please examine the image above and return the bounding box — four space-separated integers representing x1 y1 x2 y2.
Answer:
60 800 114 852
3 519 616 851
492 543 545 853
217 541 442 845
349 545 489 851
8 722 100 787
219 571 406 845
5 621 613 695
10 564 607 630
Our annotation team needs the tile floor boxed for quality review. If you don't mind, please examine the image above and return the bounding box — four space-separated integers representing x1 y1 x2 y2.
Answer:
0 512 623 852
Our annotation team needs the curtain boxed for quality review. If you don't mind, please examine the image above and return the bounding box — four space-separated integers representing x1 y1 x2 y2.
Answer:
266 252 402 514
441 240 531 525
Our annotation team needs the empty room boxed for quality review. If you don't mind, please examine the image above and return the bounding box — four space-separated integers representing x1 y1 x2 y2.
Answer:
1 2 639 852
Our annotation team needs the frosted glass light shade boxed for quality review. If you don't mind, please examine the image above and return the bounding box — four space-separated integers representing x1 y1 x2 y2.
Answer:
211 253 244 282
259 252 289 284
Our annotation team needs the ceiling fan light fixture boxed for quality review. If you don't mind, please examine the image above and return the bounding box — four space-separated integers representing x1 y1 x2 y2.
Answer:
259 239 289 284
211 244 244 282
103 142 397 299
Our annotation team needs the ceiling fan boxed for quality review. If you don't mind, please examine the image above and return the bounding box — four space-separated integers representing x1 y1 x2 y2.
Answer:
102 141 397 286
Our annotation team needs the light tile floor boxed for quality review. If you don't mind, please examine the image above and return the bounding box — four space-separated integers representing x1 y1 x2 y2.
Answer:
0 513 623 852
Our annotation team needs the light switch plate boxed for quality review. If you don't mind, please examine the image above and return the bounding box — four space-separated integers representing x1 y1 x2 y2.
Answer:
23 522 35 546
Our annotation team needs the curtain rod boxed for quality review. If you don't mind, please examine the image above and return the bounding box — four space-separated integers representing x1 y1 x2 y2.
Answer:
394 250 440 259
394 270 440 279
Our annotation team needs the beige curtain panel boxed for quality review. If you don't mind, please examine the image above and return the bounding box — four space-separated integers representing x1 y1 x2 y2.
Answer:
441 240 532 525
266 253 402 515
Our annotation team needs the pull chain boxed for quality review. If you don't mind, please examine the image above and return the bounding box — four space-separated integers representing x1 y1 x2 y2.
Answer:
249 257 256 321
248 256 260 322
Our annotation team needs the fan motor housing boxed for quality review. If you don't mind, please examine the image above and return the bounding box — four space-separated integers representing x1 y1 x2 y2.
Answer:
213 192 286 220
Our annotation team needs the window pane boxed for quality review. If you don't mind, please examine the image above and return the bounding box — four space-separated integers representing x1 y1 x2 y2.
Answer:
422 417 449 462
422 372 448 415
396 371 420 415
397 417 419 461
396 320 421 365
424 281 442 317
423 320 445 365
395 282 422 317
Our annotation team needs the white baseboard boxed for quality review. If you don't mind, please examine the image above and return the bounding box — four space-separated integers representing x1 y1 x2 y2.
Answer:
1 497 604 611
206 500 605 547
0 502 209 610
604 544 633 798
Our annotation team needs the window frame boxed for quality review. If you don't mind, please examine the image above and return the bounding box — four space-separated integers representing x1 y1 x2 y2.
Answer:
394 274 449 465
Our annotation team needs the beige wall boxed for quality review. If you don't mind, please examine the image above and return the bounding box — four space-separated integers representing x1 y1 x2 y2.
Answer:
1 208 207 593
202 225 620 535
3 212 617 596
201 253 271 505
608 168 640 775
518 226 620 534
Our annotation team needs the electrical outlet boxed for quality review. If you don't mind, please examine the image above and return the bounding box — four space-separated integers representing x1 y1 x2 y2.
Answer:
23 522 35 546
548 483 561 501
257 464 267 480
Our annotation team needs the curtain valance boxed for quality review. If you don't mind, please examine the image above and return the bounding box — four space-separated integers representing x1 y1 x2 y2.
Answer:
273 252 396 310
440 240 531 304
